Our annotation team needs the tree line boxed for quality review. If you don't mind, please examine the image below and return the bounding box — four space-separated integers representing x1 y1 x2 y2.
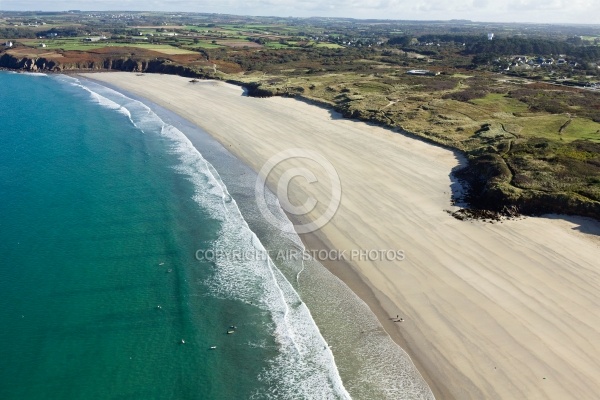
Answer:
388 34 600 62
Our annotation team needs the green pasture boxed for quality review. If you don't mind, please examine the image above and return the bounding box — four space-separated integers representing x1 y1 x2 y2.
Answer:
18 38 198 54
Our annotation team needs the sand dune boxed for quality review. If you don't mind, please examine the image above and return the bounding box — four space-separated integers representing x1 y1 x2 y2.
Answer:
83 72 600 400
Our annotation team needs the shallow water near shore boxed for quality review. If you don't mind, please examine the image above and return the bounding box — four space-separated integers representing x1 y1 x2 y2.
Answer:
0 72 433 399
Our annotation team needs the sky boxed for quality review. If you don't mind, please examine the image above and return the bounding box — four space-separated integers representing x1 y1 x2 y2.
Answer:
0 0 599 24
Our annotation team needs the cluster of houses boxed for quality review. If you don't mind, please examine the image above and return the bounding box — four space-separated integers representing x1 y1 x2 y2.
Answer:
12 22 47 27
500 55 579 71
83 13 143 21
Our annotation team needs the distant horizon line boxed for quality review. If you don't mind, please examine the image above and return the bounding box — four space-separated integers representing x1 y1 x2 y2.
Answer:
1 10 599 27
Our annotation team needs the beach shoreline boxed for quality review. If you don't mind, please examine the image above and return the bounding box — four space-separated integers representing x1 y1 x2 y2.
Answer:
79 72 600 400
76 72 435 398
298 229 450 399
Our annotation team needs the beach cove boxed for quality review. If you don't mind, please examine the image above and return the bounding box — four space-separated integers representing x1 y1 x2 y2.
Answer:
82 72 600 400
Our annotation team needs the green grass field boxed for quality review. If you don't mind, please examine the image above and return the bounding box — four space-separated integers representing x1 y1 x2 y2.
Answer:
18 38 199 54
467 93 600 142
470 93 530 114
120 44 198 54
352 81 392 93
19 38 107 51
563 118 600 141
315 43 344 48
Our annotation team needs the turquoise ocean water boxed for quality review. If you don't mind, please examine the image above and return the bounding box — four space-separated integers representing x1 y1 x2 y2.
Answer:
0 72 433 400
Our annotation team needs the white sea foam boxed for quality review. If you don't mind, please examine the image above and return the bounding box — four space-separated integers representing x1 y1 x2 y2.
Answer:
245 176 435 399
62 76 352 400
56 75 132 119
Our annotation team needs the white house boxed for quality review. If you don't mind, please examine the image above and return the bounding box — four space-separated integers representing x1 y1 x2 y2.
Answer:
4 41 13 47
406 69 440 76
39 43 47 48
488 33 494 41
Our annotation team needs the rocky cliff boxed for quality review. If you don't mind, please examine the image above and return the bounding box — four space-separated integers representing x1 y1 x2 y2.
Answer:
0 52 212 79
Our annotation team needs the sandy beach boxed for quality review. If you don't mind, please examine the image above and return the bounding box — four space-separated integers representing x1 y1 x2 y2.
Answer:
82 72 600 400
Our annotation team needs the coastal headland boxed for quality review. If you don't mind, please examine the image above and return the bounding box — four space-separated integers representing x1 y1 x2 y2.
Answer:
2 45 598 221
83 72 600 400
2 13 600 220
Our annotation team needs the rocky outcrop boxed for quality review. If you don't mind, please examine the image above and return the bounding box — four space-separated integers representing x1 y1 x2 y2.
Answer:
456 153 600 220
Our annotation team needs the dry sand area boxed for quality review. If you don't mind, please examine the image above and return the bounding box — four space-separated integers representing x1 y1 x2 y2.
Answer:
83 72 600 400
